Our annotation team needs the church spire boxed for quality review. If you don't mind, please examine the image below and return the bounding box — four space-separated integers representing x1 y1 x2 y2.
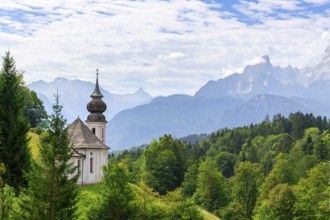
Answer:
90 68 103 98
86 69 107 123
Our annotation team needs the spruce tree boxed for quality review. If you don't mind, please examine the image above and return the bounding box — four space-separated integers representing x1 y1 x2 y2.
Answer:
0 51 31 190
22 94 79 219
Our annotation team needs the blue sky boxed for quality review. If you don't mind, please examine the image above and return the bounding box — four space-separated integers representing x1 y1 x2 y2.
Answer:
0 0 329 96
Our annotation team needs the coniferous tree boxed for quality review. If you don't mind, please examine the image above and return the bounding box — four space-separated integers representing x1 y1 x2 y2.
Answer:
0 51 31 190
21 94 79 220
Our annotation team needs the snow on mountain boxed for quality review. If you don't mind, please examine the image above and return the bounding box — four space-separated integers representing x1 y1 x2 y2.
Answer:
306 45 330 82
195 55 304 99
106 44 330 150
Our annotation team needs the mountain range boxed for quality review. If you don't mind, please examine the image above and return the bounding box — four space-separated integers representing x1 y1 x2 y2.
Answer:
29 45 330 151
28 78 153 123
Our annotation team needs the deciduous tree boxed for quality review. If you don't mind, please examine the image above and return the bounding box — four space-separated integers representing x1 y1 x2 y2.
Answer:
294 162 330 219
232 161 263 218
89 160 137 220
23 89 47 128
268 184 295 220
194 158 228 212
143 135 186 194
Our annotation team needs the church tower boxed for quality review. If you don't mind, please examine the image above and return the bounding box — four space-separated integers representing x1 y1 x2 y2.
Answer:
86 69 107 143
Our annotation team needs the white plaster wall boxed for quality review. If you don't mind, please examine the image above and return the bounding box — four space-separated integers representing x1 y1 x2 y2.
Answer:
70 148 108 185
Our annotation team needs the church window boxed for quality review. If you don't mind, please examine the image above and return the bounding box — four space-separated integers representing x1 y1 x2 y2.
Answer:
92 128 96 134
90 157 93 173
102 128 104 142
78 160 81 173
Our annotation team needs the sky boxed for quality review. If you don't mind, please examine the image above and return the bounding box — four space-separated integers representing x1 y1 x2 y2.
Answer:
0 0 329 96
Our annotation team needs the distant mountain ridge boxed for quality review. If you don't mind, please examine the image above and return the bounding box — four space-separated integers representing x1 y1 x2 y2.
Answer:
28 77 153 123
30 44 330 151
108 95 245 148
107 44 330 150
195 55 305 99
195 46 330 100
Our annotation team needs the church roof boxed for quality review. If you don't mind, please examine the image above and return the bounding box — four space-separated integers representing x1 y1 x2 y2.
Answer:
71 149 86 158
68 117 109 150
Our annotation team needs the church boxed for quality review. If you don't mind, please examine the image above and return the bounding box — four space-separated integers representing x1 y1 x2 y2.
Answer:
68 71 109 184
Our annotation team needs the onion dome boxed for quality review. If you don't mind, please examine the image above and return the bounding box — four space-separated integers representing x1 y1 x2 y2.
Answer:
86 69 107 122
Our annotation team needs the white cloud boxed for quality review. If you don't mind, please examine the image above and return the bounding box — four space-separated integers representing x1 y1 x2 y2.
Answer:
303 0 330 5
0 0 329 96
235 0 301 18
321 31 330 40
246 56 269 66
157 52 186 60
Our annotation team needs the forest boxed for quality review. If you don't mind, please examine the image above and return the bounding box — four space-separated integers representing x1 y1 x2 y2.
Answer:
114 112 330 220
0 51 329 220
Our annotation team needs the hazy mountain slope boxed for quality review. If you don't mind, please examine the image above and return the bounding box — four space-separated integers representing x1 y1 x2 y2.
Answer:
108 95 244 149
106 44 330 150
222 94 313 128
108 93 328 150
29 44 330 151
28 78 153 123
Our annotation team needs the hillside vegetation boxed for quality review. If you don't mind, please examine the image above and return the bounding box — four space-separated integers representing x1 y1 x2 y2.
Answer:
114 112 330 219
77 183 219 220
1 51 329 220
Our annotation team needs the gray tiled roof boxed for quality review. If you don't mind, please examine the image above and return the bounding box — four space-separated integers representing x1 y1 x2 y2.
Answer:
68 117 109 149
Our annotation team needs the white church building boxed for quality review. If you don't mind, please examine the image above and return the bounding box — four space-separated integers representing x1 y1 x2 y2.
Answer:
68 71 109 184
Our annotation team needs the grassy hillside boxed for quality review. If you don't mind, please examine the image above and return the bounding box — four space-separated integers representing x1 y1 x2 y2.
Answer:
76 184 99 220
77 183 219 220
28 131 40 160
199 208 220 220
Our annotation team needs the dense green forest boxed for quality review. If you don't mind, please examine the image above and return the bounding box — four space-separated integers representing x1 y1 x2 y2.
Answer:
114 112 330 219
0 52 329 219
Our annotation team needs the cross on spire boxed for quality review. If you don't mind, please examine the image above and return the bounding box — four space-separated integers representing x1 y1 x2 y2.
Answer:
90 68 103 98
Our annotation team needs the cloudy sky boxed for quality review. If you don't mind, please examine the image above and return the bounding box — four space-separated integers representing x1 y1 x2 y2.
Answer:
0 0 329 96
